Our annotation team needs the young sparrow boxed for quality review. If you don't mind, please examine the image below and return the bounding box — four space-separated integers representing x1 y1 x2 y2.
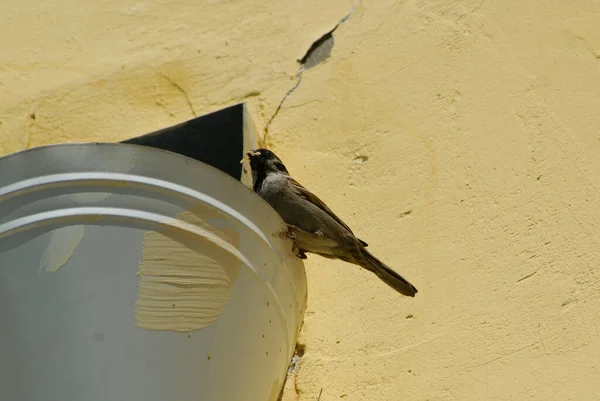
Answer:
246 148 418 297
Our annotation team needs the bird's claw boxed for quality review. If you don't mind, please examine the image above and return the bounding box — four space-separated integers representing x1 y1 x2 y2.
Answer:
293 245 307 259
273 225 306 260
286 224 300 240
275 224 298 240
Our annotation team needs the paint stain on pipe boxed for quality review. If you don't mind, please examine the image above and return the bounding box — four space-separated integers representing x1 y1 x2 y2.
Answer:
39 225 85 273
37 183 137 274
135 207 241 332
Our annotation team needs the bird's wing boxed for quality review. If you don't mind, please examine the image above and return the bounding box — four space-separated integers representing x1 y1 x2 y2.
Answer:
287 176 368 247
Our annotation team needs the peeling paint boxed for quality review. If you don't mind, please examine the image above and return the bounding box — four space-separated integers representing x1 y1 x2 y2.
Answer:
300 34 335 70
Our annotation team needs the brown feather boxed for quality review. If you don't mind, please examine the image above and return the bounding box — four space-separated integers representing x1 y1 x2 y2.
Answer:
288 177 354 232
288 176 369 247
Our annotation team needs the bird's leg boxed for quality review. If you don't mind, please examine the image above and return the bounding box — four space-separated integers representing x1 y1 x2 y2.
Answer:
284 225 309 259
292 243 308 259
285 224 301 239
273 225 307 259
275 224 298 240
286 225 324 241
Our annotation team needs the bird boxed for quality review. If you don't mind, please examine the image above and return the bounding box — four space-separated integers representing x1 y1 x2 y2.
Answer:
245 148 418 297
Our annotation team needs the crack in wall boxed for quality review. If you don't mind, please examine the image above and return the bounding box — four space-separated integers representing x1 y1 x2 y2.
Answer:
263 2 360 145
574 35 600 59
157 72 197 117
263 73 302 144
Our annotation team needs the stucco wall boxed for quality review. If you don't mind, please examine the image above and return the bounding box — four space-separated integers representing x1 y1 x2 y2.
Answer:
3 0 600 400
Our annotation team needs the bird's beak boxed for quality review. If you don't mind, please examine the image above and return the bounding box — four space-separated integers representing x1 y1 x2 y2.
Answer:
240 150 261 164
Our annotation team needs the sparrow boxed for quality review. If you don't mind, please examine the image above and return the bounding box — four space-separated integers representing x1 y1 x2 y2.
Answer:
246 148 418 297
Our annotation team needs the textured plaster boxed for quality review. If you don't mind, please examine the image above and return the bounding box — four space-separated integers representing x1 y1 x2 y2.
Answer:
3 0 600 400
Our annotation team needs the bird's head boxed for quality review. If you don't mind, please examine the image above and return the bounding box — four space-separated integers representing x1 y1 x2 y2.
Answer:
246 148 289 175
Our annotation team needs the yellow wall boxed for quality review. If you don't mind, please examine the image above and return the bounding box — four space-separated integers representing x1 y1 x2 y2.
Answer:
3 0 600 400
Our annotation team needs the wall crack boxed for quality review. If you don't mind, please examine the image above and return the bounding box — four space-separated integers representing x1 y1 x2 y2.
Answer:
264 73 302 144
157 72 198 117
263 2 360 144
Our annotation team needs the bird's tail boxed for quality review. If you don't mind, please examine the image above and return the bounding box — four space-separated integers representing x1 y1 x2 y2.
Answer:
359 249 418 297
